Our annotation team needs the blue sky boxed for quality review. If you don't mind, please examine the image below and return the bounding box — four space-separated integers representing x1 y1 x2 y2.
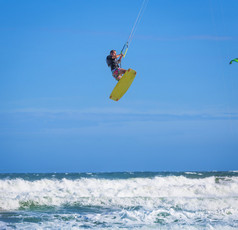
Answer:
0 0 238 172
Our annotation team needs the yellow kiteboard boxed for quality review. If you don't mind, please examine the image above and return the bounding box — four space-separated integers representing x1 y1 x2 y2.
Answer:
109 69 137 101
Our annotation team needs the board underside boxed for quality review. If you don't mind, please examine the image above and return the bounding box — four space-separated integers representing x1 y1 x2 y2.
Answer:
109 69 137 101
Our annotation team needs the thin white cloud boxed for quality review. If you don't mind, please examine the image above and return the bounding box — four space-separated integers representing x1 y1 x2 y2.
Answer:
2 27 235 42
136 34 237 41
1 107 238 137
2 106 238 120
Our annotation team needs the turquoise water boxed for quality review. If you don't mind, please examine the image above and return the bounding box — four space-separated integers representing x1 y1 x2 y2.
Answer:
0 171 238 229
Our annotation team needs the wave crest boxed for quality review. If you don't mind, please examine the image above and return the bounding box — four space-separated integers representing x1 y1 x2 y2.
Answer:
1 176 238 211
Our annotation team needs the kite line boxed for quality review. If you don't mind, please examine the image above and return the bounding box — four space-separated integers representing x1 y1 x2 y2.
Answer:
120 0 149 58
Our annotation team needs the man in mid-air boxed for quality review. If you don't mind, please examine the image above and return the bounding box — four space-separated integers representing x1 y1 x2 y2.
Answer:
106 50 126 81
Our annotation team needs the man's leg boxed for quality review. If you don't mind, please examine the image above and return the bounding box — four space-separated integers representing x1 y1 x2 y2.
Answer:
120 68 126 74
116 68 127 80
117 75 122 81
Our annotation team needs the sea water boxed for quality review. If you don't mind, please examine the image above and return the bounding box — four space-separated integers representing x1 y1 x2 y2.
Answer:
0 171 238 229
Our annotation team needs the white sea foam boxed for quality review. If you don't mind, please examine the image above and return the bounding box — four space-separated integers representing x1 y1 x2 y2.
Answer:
1 211 238 230
184 172 203 175
0 176 238 211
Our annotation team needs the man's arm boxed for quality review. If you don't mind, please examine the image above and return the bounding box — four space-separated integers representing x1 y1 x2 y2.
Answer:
117 54 123 64
112 54 123 59
116 54 123 59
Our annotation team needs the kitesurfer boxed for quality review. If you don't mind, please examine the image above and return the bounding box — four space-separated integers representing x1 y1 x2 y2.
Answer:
106 50 126 81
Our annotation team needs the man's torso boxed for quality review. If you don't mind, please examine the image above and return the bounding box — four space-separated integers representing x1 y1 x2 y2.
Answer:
107 55 119 71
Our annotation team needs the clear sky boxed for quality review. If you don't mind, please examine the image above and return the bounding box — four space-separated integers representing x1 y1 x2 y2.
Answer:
0 0 238 173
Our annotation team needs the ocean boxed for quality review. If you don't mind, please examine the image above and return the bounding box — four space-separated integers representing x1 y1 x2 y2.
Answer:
0 171 238 229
